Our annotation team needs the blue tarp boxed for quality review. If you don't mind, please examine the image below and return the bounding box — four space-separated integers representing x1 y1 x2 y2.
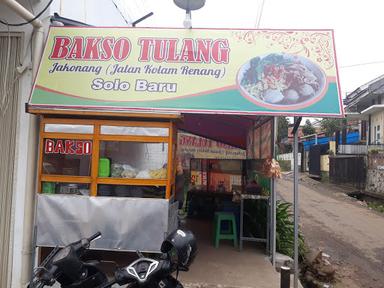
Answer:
302 131 360 151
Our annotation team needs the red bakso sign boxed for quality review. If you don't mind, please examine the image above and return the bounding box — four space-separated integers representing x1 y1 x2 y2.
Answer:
44 139 92 155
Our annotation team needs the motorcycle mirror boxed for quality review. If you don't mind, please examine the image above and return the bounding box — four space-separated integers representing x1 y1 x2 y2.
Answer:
92 235 102 242
88 231 102 242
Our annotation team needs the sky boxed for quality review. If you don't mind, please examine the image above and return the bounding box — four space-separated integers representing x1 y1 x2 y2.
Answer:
121 0 384 98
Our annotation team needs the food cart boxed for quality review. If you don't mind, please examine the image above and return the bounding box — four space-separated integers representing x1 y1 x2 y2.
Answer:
27 27 343 264
35 116 179 252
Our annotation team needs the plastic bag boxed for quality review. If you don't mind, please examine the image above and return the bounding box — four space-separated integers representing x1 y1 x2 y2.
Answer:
136 170 151 179
262 158 281 178
111 163 137 178
149 168 167 179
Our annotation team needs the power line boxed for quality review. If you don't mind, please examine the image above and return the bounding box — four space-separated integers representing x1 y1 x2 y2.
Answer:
0 0 53 26
254 0 266 29
111 0 131 25
340 60 384 68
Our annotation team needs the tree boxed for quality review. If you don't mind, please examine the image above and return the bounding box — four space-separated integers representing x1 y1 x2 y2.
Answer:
277 116 289 142
302 119 316 136
320 118 343 137
277 117 292 154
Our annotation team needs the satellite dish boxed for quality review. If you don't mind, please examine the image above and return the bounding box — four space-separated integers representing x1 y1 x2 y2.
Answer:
173 0 206 11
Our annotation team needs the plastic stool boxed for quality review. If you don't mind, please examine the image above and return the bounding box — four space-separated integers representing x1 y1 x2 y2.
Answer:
214 212 238 248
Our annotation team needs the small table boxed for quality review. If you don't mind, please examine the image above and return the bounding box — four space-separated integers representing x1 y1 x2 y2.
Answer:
239 194 270 251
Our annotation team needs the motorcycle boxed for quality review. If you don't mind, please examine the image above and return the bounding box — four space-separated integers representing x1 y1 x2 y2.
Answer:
29 229 197 288
28 231 111 288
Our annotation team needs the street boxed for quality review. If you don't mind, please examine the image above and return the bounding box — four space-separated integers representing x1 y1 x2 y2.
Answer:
277 175 384 288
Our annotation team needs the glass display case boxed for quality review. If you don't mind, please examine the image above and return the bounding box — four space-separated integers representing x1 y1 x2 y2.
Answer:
38 118 176 199
99 141 168 179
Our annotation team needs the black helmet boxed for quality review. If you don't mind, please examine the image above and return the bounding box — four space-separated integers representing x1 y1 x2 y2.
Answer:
161 229 197 270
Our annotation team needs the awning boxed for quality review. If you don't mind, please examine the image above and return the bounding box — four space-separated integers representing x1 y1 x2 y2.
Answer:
178 114 270 149
27 27 344 118
361 104 384 116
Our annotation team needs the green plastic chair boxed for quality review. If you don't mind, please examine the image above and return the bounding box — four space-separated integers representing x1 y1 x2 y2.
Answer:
214 212 238 248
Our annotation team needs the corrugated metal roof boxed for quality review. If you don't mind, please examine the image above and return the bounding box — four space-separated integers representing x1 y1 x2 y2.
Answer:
345 74 384 107
369 77 384 95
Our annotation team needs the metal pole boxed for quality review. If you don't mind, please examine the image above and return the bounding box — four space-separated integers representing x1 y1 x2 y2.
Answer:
131 12 154 27
240 198 244 251
280 266 291 288
270 183 276 265
271 117 277 266
366 122 369 151
293 117 299 288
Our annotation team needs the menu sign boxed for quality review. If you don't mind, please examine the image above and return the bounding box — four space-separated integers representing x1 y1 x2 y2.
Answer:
29 27 343 116
178 132 246 160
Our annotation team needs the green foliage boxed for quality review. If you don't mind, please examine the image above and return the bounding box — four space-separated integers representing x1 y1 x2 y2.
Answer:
302 119 316 136
278 117 289 142
327 149 334 155
320 118 344 137
367 202 384 213
278 160 291 171
320 172 329 183
243 200 268 239
276 143 293 154
277 117 292 154
276 200 306 259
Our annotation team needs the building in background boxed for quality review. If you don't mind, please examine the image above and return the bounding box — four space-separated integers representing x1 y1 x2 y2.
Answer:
344 74 384 145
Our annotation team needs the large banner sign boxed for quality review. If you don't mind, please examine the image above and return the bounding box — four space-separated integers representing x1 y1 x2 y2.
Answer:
29 27 343 116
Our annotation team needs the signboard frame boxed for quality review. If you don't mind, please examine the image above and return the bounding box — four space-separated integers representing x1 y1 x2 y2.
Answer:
28 27 344 117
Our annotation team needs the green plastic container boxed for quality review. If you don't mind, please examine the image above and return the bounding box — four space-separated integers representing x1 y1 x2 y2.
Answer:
98 158 111 177
42 182 55 194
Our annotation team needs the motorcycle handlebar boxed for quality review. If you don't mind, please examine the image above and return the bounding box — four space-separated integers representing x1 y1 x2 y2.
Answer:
112 258 173 286
87 231 102 242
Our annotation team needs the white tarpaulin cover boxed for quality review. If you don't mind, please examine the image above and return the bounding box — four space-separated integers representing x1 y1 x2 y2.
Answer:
36 194 178 252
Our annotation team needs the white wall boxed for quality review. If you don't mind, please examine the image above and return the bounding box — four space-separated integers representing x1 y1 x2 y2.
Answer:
277 152 302 170
0 1 134 287
0 2 51 286
371 110 384 144
320 155 329 172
